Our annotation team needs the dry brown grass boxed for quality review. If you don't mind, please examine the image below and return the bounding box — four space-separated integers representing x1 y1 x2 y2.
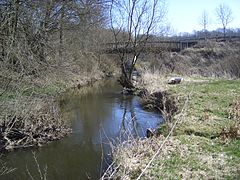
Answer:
105 134 239 179
228 99 240 120
138 41 240 78
0 96 71 151
138 70 168 93
138 69 214 93
110 136 178 179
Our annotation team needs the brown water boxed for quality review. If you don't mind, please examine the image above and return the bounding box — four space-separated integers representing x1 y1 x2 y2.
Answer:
1 79 163 180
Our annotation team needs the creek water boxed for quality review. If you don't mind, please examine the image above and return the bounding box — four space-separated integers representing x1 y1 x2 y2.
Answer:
2 79 163 180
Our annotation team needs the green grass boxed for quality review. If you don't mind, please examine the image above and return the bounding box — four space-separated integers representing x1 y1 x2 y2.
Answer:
0 83 65 101
21 84 64 96
168 79 240 137
147 135 240 179
146 79 240 179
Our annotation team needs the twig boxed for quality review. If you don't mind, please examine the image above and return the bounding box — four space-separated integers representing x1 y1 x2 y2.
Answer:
33 151 43 180
26 165 35 180
100 161 115 180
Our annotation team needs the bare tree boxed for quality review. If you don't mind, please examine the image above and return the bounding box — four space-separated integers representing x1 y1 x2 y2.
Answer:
199 10 209 39
0 0 109 73
216 4 233 40
109 0 168 89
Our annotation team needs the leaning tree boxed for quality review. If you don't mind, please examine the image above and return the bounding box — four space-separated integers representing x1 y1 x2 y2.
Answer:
109 0 168 89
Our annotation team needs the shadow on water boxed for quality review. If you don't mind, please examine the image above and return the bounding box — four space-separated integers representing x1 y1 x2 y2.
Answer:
1 79 163 180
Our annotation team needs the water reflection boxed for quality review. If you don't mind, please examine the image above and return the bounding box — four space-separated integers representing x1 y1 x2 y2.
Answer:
2 79 163 180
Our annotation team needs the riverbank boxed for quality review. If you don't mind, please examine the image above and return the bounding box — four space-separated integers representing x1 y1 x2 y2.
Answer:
0 55 119 152
106 73 240 179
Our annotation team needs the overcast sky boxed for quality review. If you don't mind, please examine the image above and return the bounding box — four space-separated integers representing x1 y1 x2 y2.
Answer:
167 0 240 34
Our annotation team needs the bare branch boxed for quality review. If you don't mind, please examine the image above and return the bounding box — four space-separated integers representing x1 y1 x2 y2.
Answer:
109 0 168 88
216 4 233 39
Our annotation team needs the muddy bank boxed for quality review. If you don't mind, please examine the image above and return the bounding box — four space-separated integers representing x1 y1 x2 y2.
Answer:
138 90 177 119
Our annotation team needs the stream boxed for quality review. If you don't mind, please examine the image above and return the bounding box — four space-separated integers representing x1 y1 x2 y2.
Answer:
2 79 163 180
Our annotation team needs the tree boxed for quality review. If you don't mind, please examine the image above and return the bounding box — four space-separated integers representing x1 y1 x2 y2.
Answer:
109 0 168 89
199 10 209 39
0 0 108 74
216 4 233 40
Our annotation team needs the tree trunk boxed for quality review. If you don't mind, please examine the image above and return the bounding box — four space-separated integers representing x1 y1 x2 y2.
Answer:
223 27 226 41
59 2 65 63
119 61 134 89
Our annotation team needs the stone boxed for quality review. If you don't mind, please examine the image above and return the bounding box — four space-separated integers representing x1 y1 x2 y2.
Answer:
168 77 183 84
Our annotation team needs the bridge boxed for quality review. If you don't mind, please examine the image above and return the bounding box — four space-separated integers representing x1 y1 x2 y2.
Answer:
103 40 196 53
102 35 240 53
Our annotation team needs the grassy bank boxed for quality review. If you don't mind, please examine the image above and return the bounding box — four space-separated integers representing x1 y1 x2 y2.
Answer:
107 75 240 179
0 53 119 152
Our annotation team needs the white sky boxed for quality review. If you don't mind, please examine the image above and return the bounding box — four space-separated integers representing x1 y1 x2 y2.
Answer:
167 0 240 34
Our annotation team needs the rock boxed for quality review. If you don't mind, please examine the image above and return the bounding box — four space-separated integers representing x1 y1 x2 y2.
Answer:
168 77 183 84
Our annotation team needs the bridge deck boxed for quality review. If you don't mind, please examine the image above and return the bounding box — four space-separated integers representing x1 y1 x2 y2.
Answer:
103 35 240 53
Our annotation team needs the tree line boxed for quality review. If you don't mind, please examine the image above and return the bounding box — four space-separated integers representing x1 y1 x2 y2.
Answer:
0 0 109 75
0 1 238 88
198 4 234 40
